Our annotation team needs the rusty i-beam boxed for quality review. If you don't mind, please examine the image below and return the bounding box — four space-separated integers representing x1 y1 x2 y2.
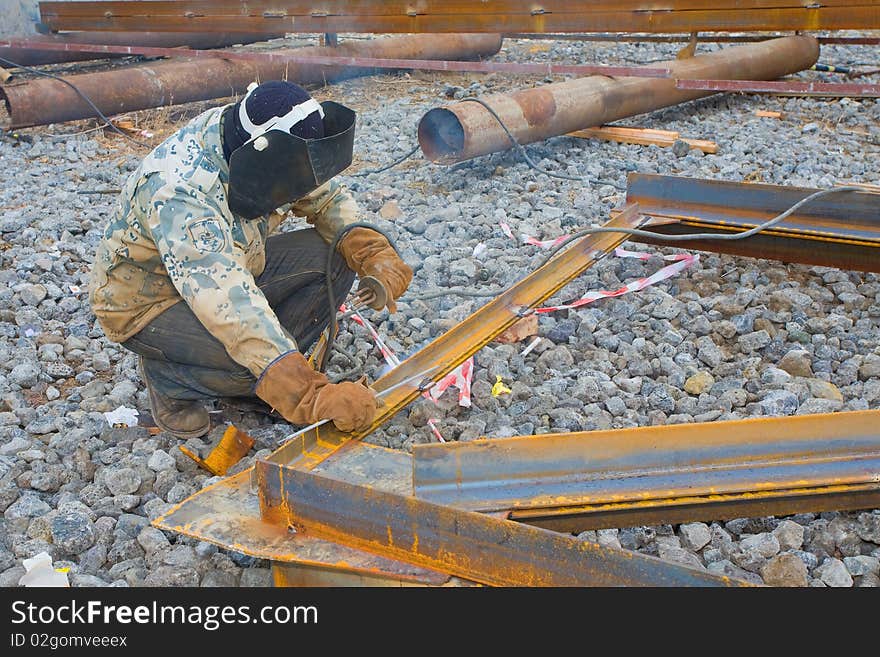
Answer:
418 35 819 163
0 33 502 129
413 411 880 533
625 174 880 274
37 1 880 34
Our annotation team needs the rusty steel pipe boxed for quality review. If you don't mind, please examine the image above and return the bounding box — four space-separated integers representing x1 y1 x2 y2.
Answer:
0 33 503 129
0 31 286 67
418 35 819 163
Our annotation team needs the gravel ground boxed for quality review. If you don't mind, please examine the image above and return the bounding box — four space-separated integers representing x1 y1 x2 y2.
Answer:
0 35 879 587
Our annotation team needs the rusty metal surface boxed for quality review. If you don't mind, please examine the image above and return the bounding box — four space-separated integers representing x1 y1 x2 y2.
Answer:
0 33 502 128
505 33 880 46
38 1 880 34
418 36 819 163
178 425 255 476
412 411 880 532
625 173 880 273
0 38 671 79
264 205 644 472
153 446 451 585
254 459 751 586
0 31 284 66
676 78 880 98
509 485 880 533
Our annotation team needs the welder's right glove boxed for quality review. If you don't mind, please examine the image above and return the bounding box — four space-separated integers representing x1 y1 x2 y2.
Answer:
255 351 378 433
337 227 413 313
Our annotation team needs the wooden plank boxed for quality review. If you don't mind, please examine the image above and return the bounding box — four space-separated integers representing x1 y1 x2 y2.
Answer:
570 126 718 153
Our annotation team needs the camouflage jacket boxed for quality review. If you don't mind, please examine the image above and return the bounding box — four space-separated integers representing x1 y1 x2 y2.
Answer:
89 106 360 376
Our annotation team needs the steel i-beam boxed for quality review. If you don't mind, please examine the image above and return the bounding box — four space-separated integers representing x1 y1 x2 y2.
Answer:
625 174 880 273
38 1 880 34
413 411 880 533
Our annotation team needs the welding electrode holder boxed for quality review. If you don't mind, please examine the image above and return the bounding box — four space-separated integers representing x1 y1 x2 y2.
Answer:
357 275 389 311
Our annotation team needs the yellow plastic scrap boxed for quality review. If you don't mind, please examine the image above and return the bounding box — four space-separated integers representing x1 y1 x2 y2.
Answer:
492 375 511 397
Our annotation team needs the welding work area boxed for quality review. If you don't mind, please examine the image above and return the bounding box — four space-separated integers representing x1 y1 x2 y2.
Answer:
0 2 879 591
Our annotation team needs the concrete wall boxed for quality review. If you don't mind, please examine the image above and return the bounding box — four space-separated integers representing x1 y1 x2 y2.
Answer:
0 0 40 36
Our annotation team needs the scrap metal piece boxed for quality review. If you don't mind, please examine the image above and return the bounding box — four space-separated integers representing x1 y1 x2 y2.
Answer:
38 1 880 34
265 204 644 471
0 33 503 128
254 458 751 587
413 410 880 533
179 425 255 476
625 173 880 273
418 36 819 163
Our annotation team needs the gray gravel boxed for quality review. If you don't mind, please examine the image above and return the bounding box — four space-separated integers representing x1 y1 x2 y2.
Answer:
1 35 879 587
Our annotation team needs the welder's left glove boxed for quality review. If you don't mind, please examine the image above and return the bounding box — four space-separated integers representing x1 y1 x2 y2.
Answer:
337 227 412 313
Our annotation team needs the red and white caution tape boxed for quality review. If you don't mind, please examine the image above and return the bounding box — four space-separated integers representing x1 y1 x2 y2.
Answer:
348 308 401 367
500 222 572 249
342 305 474 412
535 247 698 313
426 419 447 443
425 356 474 408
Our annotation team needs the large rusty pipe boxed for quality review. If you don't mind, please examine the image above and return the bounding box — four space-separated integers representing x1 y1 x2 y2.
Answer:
1 33 503 129
418 35 819 163
0 31 286 67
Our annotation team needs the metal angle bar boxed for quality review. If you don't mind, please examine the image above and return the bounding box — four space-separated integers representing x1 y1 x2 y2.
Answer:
624 173 880 273
254 459 750 586
412 410 880 524
38 1 880 33
676 78 880 97
0 38 671 78
263 204 644 472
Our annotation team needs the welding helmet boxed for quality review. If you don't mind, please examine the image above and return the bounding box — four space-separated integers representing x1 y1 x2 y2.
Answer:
226 82 356 219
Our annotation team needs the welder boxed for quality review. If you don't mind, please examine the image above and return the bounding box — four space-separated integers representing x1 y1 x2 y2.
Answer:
89 80 412 439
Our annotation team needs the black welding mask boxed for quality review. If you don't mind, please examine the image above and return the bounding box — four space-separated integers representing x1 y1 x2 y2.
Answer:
226 90 356 220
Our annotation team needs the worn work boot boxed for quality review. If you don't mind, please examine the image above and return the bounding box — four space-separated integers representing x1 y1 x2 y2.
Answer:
138 357 211 439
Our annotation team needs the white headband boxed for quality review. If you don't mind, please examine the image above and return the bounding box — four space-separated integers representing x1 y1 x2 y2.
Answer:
238 82 325 141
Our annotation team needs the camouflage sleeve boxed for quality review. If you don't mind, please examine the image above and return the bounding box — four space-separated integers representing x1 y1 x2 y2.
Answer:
139 175 297 377
289 178 361 244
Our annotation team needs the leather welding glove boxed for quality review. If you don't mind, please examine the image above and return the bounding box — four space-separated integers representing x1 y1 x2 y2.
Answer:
337 227 413 313
255 351 378 433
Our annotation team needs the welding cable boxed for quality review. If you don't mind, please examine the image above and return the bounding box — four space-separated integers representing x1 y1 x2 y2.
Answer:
0 55 150 148
352 144 420 177
459 96 627 190
320 221 404 372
